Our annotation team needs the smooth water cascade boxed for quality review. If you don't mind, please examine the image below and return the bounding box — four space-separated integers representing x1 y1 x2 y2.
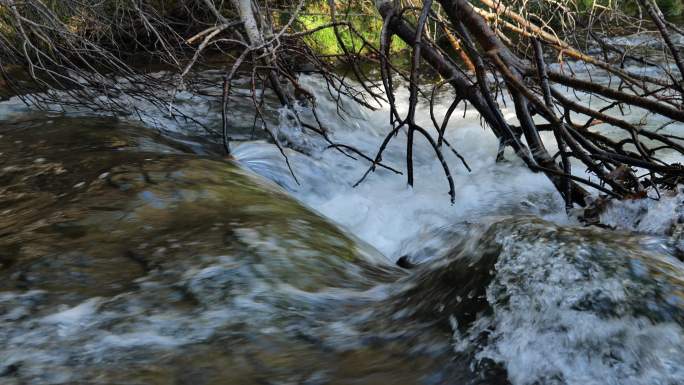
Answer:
0 66 683 384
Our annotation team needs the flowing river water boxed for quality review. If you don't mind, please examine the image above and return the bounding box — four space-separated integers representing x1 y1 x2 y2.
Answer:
1 66 684 385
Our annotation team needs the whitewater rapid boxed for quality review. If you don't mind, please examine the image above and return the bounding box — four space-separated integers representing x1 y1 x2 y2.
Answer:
1 71 681 259
1 66 684 385
231 74 682 260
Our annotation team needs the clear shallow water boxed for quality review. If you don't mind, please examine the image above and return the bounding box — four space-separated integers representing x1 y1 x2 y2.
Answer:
0 70 683 385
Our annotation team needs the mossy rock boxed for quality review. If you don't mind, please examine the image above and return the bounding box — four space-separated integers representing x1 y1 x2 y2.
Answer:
0 117 394 301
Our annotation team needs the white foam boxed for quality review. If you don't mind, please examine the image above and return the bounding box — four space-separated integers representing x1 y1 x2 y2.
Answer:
454 220 684 385
234 75 571 259
601 187 684 234
42 298 100 325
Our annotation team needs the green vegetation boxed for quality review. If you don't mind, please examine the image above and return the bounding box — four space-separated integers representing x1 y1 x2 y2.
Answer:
295 2 407 55
574 0 612 12
657 0 683 16
577 0 683 17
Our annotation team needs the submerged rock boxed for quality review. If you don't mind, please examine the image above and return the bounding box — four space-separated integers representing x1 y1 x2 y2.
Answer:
380 217 684 385
0 118 394 297
0 117 422 385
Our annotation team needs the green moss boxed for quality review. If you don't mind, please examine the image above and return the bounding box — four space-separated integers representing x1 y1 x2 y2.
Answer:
296 2 406 56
